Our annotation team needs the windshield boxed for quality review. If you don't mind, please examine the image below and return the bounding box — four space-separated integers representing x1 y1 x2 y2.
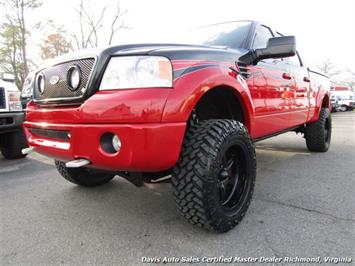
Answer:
180 21 252 49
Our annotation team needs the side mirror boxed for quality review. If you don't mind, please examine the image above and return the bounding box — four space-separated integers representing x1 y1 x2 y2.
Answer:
239 36 296 65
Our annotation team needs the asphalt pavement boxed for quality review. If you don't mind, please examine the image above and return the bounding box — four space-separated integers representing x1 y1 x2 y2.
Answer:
1 111 354 265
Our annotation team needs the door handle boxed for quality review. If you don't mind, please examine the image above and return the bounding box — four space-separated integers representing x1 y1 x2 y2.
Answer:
303 77 310 83
296 88 307 93
282 73 292 80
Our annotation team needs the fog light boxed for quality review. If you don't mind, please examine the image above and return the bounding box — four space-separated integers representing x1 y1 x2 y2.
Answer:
100 133 121 154
112 134 121 152
38 74 45 94
67 65 81 91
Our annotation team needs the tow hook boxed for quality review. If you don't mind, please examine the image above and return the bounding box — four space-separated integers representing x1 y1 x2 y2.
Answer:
65 159 91 168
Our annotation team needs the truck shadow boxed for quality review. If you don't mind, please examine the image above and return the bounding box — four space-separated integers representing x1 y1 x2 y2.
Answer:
47 176 209 235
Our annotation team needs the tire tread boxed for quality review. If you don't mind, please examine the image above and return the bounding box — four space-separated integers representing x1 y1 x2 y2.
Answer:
172 119 256 232
55 160 115 187
306 108 331 152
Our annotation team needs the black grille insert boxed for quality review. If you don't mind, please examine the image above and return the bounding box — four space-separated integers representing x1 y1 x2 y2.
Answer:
30 128 70 141
33 58 95 102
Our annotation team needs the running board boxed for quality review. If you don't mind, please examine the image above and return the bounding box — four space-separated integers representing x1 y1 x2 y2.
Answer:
65 159 91 168
22 146 35 155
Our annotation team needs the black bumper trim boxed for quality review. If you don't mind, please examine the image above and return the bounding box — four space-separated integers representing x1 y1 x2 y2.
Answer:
29 128 70 141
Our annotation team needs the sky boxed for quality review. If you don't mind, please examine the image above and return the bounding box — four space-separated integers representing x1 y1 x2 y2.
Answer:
4 0 355 77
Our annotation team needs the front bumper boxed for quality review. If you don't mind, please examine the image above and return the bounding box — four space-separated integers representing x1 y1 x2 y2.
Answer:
0 112 24 133
23 121 186 172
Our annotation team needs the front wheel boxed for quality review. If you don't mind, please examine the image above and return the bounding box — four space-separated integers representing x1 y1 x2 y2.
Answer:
172 119 256 233
55 160 115 187
305 108 332 152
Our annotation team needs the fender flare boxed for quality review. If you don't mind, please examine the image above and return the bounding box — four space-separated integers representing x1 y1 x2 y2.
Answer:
311 92 330 122
161 66 255 131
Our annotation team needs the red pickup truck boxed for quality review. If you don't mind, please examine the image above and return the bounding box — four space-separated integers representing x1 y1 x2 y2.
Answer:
23 21 331 232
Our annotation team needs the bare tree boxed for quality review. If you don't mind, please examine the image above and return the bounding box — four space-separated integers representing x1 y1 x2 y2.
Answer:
343 68 355 91
346 68 355 77
72 0 127 50
317 58 340 78
0 0 41 87
108 1 128 45
4 0 41 76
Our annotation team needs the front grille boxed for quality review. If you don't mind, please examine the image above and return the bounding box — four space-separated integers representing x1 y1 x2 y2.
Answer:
0 87 6 109
30 128 70 141
33 58 95 102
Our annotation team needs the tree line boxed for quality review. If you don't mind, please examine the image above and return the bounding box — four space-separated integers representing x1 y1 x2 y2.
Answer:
317 59 355 91
0 0 127 88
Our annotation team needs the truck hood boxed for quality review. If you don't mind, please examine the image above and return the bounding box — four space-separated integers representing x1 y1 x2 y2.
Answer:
107 43 246 58
40 43 247 69
33 43 248 105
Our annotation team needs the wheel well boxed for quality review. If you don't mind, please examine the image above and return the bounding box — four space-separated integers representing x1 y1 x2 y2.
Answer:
322 94 330 108
194 87 245 124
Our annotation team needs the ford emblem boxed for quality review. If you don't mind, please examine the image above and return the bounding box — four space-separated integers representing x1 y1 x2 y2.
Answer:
49 75 60 85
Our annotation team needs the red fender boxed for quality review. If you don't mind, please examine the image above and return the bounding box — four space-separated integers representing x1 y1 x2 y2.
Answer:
162 62 255 133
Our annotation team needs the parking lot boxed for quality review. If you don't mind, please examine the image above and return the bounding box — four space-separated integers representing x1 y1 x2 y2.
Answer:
1 111 354 265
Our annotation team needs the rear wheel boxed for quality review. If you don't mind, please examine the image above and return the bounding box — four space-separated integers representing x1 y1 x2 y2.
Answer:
305 108 331 152
172 119 256 232
55 160 115 187
0 128 28 159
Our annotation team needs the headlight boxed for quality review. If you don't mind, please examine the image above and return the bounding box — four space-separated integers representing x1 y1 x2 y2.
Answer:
99 56 173 90
21 72 35 98
8 91 22 111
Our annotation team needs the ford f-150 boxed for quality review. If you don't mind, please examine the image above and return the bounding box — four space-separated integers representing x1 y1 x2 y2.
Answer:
23 21 331 232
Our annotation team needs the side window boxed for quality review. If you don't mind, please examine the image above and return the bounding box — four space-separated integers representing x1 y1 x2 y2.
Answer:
275 31 302 66
252 25 274 50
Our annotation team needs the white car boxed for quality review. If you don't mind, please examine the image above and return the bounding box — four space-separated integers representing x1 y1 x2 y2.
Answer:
330 92 355 112
337 97 355 112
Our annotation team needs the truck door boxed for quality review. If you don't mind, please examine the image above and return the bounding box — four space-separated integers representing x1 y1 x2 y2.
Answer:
283 52 311 127
249 25 292 138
